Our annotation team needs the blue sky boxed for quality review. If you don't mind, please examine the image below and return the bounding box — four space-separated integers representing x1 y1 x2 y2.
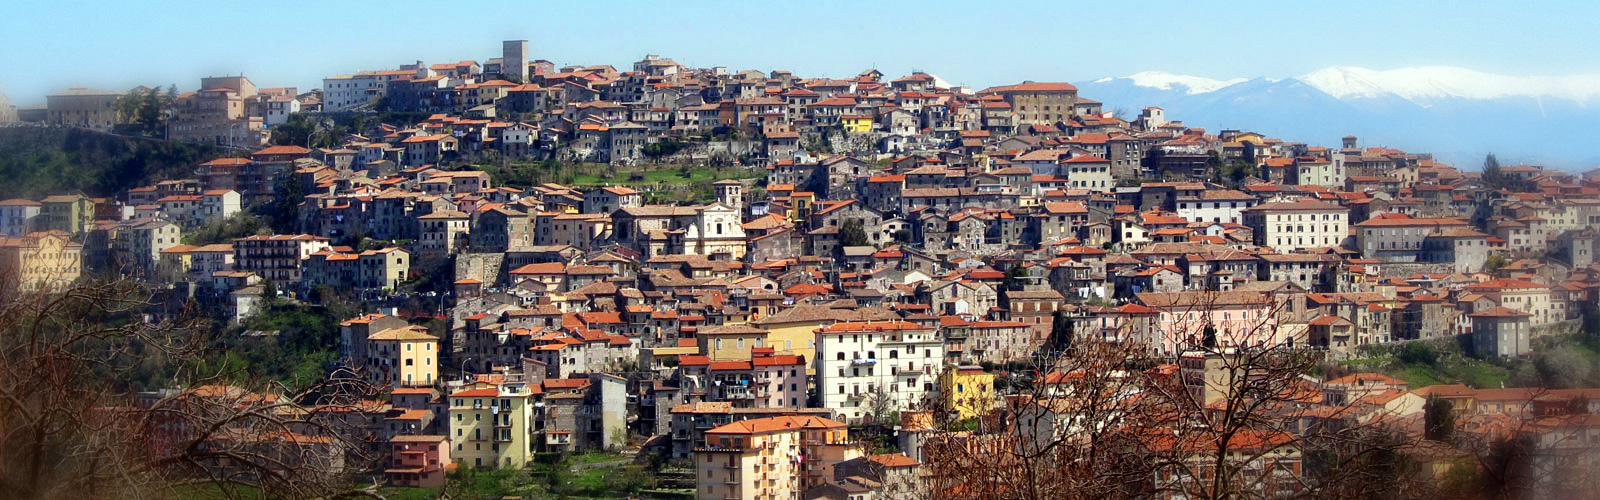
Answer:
2 0 1597 105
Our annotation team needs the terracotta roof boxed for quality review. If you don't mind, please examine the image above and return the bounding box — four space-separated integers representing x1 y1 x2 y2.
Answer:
705 415 846 435
1464 279 1547 291
1469 306 1531 318
1136 290 1270 308
1246 200 1345 212
868 453 920 468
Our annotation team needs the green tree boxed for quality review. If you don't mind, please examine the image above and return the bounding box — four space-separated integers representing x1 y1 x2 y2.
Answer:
1424 394 1455 442
137 86 165 135
259 279 278 304
182 211 265 246
265 173 307 234
1047 310 1075 352
1533 350 1590 389
1221 159 1258 188
892 229 911 244
1002 265 1028 291
1482 153 1504 190
840 219 870 247
641 139 685 159
115 91 143 124
1205 151 1225 183
1484 253 1508 273
1397 342 1438 366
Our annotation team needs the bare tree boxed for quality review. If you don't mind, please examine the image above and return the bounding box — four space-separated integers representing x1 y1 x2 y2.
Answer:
918 291 1435 500
0 276 384 499
1448 390 1600 499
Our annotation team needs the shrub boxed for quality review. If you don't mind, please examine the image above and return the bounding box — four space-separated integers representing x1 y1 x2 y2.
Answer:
1398 342 1439 366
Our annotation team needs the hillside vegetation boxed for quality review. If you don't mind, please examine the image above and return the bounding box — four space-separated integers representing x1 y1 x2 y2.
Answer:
0 127 237 199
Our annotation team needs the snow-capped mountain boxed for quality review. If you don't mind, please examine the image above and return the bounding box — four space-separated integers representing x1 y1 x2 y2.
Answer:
1296 66 1600 104
1097 71 1247 95
1077 66 1600 169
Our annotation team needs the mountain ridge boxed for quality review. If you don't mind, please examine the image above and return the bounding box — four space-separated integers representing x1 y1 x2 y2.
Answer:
1078 66 1600 169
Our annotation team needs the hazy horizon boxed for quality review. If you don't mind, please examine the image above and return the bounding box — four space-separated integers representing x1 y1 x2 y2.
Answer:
3 0 1598 105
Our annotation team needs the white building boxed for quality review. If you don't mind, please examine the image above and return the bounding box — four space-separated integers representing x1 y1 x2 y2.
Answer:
1296 153 1346 189
1176 190 1258 225
681 202 747 258
815 321 945 423
264 95 300 127
1242 199 1349 252
1061 155 1114 192
200 190 242 222
0 199 41 237
322 70 408 111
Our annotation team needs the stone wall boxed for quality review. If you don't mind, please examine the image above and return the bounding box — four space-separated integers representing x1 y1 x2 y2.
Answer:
1532 319 1580 338
455 252 506 286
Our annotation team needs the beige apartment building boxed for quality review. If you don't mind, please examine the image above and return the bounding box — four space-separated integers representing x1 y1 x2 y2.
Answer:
170 76 266 147
0 230 83 292
46 88 123 129
978 82 1079 125
1242 199 1349 252
696 416 861 500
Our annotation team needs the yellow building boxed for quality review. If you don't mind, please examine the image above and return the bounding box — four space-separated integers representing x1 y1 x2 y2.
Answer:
697 324 771 360
38 194 96 235
0 230 83 292
749 304 899 376
641 345 700 371
785 191 817 221
449 383 536 469
747 311 827 374
366 325 439 387
840 114 874 134
158 243 197 281
938 366 996 420
695 416 860 500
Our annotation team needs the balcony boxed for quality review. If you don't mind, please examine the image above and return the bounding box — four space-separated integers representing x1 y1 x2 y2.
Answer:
719 386 755 400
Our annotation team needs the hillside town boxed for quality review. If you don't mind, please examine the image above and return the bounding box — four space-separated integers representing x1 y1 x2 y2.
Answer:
10 40 1600 499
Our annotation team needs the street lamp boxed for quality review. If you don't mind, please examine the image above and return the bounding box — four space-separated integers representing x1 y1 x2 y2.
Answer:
461 357 474 383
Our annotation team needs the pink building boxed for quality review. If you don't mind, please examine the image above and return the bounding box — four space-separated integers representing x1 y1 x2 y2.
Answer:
386 435 450 488
1135 290 1281 354
688 348 810 409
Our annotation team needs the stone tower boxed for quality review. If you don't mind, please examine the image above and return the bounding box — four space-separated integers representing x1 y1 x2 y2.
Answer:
503 40 529 83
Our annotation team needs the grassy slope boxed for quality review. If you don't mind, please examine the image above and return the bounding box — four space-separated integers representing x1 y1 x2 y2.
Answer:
0 127 237 200
1370 334 1600 389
